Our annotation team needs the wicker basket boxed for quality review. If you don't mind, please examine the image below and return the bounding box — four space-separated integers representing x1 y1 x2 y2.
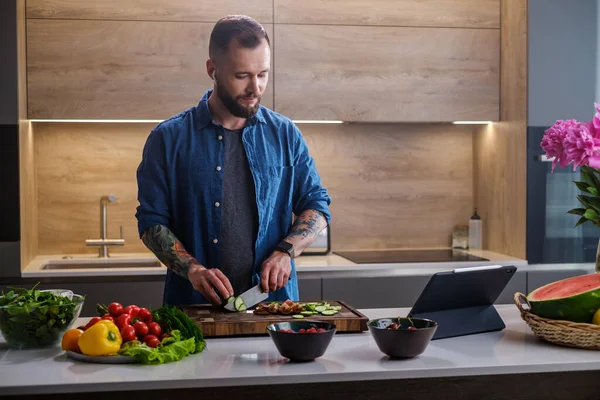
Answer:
513 292 600 350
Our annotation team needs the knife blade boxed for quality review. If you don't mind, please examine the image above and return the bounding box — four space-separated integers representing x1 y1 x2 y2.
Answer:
224 284 268 311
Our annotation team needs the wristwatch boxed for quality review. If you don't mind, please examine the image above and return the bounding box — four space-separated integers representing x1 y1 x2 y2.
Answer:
275 240 295 258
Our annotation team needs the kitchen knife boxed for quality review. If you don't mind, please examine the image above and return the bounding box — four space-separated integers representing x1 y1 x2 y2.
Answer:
224 284 269 311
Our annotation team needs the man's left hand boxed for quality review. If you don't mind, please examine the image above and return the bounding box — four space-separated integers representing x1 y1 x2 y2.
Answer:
260 251 292 293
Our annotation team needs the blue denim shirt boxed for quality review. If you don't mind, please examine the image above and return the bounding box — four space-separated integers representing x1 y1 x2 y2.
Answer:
135 90 332 306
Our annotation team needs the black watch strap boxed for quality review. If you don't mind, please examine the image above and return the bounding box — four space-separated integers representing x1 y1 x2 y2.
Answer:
275 240 295 258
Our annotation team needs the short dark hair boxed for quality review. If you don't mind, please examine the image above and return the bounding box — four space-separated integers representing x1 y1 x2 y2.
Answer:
209 15 270 61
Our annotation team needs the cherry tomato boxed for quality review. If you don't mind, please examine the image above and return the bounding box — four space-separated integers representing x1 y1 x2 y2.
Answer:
123 305 140 318
147 322 162 337
137 308 153 323
159 333 170 341
143 334 160 348
116 313 132 330
101 314 114 322
121 325 137 342
108 302 124 317
84 316 101 330
134 321 149 337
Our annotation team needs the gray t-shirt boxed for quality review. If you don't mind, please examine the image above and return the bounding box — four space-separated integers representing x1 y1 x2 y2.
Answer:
219 127 259 295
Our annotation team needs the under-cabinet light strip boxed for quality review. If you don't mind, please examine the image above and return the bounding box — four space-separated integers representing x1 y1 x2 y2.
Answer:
452 121 493 125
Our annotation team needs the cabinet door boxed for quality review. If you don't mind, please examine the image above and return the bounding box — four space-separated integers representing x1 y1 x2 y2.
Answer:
274 24 499 122
27 0 272 23
275 0 500 29
27 20 274 119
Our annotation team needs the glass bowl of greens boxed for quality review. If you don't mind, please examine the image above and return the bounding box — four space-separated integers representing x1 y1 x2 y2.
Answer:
0 285 85 349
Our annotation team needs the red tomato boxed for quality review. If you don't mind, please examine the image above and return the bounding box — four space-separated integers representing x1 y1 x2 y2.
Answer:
101 314 114 322
317 328 326 332
143 334 160 348
121 325 137 342
123 305 140 318
84 317 101 330
147 322 161 337
298 328 306 333
108 302 124 317
116 313 132 330
134 321 149 337
137 308 153 323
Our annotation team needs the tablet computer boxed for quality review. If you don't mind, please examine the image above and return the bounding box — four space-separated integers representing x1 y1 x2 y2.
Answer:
408 265 517 340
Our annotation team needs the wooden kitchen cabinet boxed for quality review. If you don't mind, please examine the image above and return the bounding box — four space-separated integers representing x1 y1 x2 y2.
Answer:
26 0 273 23
274 0 500 29
274 24 499 122
26 19 274 120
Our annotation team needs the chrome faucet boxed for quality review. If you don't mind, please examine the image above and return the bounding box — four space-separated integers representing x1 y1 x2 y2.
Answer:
85 195 125 258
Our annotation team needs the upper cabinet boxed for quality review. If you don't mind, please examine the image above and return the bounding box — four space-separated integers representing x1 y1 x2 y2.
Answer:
26 0 273 23
274 0 500 28
27 19 274 120
26 0 500 122
274 24 499 122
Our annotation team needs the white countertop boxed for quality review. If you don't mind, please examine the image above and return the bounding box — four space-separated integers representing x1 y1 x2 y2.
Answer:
1 305 598 396
21 249 529 279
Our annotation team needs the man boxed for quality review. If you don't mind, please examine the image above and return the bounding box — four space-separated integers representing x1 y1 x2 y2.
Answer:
135 15 331 306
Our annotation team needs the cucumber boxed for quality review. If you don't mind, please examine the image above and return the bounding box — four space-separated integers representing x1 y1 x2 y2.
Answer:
334 306 342 311
234 296 246 312
292 314 304 319
320 310 338 316
226 296 235 304
315 305 328 312
300 311 315 316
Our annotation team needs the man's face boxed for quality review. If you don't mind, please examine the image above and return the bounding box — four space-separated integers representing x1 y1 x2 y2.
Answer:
213 38 270 119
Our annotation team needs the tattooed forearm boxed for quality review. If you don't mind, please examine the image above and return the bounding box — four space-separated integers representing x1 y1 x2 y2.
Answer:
283 210 328 257
141 225 202 280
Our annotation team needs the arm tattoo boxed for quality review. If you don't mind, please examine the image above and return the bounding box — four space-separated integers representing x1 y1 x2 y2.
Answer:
286 210 327 241
141 225 200 280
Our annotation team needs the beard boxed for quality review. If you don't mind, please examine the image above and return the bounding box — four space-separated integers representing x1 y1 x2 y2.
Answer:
215 79 261 119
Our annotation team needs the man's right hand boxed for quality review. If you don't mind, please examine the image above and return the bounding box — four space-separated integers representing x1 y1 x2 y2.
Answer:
188 265 234 305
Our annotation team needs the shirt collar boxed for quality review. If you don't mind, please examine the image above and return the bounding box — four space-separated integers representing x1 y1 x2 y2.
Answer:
196 89 266 129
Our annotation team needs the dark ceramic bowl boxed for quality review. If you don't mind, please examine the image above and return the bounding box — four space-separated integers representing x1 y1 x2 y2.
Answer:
267 321 336 362
368 317 438 359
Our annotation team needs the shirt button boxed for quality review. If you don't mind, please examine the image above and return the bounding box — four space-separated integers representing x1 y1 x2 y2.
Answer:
216 166 222 171
218 135 223 140
213 238 219 244
215 202 220 207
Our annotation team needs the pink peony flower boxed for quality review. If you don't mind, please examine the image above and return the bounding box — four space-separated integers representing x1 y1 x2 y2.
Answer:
541 119 578 170
562 121 600 170
593 103 600 131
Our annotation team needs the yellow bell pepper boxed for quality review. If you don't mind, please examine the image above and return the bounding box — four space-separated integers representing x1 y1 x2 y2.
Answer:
78 320 122 356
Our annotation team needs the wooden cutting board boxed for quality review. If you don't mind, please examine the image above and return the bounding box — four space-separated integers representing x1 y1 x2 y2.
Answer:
179 300 369 338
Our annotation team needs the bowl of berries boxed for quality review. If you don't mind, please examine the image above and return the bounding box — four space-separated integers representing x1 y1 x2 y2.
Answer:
367 317 438 359
267 321 336 362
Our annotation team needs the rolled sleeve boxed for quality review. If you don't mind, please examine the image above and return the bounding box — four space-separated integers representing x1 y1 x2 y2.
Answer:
291 126 332 225
135 129 171 237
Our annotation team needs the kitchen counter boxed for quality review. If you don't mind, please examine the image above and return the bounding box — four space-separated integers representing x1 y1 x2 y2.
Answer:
1 305 598 399
21 249 528 279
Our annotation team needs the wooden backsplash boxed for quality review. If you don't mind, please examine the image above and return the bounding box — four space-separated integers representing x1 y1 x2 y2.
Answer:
34 122 473 255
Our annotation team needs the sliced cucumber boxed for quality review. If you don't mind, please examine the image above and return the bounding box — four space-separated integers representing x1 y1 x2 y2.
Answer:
321 310 338 316
234 296 246 312
300 311 315 316
226 296 235 304
334 306 342 311
292 314 304 319
314 305 328 313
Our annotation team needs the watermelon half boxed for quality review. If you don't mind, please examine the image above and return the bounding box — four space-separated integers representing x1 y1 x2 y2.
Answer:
527 273 600 323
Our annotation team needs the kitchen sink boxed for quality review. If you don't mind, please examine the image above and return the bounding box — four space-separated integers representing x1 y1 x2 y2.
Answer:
41 258 162 270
